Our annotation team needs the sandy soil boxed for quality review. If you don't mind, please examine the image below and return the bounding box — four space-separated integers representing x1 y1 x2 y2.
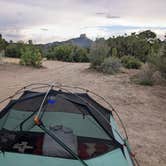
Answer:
0 58 166 166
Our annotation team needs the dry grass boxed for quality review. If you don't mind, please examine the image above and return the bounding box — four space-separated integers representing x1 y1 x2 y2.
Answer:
1 57 20 64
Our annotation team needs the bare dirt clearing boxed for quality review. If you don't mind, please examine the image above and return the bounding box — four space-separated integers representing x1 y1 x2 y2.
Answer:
0 59 166 166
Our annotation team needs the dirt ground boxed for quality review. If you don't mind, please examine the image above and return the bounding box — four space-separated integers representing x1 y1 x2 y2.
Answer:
0 58 166 166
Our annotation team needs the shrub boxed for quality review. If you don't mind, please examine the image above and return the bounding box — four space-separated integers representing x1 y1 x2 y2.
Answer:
132 63 155 86
20 46 42 67
132 42 166 86
89 39 110 69
148 44 166 79
100 57 122 74
70 46 89 62
54 45 73 61
46 45 89 62
0 50 5 64
5 43 21 58
121 56 141 69
46 50 56 60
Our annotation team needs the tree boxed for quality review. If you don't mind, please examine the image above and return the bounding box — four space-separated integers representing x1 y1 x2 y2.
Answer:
28 40 33 45
5 43 21 58
0 50 5 64
131 32 136 36
89 39 110 68
107 31 156 62
138 30 157 40
148 39 166 79
0 34 8 51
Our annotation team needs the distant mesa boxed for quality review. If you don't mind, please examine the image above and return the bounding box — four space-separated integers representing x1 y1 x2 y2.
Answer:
43 34 93 49
68 34 92 48
80 34 87 38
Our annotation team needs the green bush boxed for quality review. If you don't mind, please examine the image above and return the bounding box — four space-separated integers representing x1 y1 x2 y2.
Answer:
100 57 122 74
70 46 89 62
54 45 73 61
20 46 42 67
46 45 88 62
46 45 72 61
121 56 141 69
89 39 110 69
46 50 55 60
5 43 22 58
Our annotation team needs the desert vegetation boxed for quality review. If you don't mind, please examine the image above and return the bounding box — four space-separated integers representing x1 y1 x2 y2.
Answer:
0 30 165 85
88 30 165 85
133 43 166 85
46 44 89 62
20 45 42 68
121 56 141 69
0 38 43 67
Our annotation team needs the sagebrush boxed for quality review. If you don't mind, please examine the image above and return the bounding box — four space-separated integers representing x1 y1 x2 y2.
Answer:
132 63 155 86
100 57 122 74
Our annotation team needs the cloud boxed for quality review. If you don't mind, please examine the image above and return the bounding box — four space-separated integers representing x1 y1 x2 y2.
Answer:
0 0 165 43
96 12 120 19
106 15 120 19
96 12 106 15
86 25 166 39
40 28 49 31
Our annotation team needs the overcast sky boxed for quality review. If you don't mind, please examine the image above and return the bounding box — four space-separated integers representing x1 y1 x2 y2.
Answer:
0 0 166 43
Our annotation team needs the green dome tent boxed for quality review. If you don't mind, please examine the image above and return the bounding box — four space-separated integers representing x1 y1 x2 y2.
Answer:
0 83 138 166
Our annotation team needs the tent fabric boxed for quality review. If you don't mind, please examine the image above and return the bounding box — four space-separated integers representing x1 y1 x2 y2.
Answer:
0 90 111 119
0 90 122 148
0 89 134 166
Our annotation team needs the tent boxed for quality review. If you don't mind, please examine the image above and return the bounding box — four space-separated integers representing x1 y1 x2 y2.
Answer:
0 83 138 166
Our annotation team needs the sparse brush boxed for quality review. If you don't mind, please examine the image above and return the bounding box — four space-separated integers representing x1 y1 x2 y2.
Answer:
100 57 122 74
148 44 166 79
131 63 155 86
132 42 166 86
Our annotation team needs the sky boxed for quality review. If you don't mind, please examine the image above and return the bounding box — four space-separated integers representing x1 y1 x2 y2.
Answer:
0 0 166 43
